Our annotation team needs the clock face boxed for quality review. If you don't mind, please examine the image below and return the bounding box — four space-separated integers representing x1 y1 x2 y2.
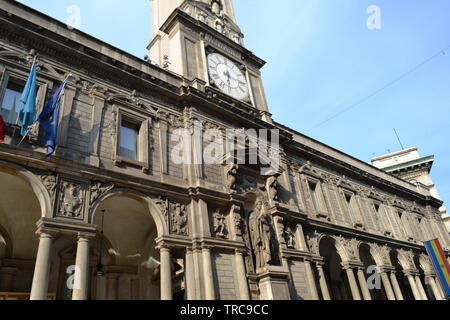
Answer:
207 53 249 101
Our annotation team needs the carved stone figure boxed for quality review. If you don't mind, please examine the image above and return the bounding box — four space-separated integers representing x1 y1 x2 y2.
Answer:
60 182 83 218
266 175 278 203
171 203 188 235
284 225 296 249
225 164 238 191
213 208 227 238
248 199 275 269
210 0 222 16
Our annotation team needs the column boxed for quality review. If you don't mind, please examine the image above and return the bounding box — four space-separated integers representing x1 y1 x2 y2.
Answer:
160 246 173 300
380 271 396 300
415 275 428 300
185 248 196 300
316 263 331 300
427 276 443 300
235 250 250 300
106 273 120 300
304 260 319 300
202 247 215 300
390 272 404 300
406 273 421 300
30 231 54 300
344 265 362 300
357 267 372 300
72 235 91 300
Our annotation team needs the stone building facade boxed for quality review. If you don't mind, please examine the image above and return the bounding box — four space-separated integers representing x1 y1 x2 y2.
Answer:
0 0 449 300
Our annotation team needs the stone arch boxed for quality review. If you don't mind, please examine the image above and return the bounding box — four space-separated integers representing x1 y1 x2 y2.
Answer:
0 161 52 218
88 188 168 237
317 233 352 300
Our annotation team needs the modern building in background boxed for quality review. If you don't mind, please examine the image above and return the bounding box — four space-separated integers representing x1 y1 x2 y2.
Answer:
0 0 449 300
372 148 450 234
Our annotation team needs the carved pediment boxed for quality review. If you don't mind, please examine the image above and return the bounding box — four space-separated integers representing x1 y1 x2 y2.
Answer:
107 91 158 114
298 161 322 180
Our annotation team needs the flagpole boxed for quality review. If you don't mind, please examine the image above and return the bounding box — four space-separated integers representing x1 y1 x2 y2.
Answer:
18 73 72 147
12 57 37 140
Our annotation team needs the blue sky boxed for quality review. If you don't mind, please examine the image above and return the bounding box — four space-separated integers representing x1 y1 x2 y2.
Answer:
17 0 450 206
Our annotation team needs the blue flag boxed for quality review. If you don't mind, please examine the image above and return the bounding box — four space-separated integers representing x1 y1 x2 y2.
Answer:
19 62 37 137
38 81 65 157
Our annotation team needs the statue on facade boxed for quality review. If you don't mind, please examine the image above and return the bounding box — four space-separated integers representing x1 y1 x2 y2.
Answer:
248 199 275 269
225 163 238 191
284 225 296 249
210 0 222 17
266 175 279 203
213 208 227 238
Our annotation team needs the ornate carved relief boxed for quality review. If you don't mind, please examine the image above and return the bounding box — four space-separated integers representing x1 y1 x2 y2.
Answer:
397 249 417 271
90 181 114 205
154 198 188 236
419 254 434 275
39 173 57 199
333 236 360 262
57 180 85 219
170 203 188 236
306 231 321 255
369 243 392 267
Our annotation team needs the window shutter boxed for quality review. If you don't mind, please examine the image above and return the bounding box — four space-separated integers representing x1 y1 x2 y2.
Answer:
325 185 345 222
358 197 375 230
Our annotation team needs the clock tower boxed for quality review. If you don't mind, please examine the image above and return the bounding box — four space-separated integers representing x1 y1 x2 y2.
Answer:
148 0 270 115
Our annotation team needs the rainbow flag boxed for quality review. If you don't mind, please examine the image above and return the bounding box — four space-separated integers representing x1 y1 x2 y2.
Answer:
425 239 450 299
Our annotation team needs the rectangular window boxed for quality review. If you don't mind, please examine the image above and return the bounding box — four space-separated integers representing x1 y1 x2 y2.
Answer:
309 183 321 212
120 120 139 161
0 79 25 125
